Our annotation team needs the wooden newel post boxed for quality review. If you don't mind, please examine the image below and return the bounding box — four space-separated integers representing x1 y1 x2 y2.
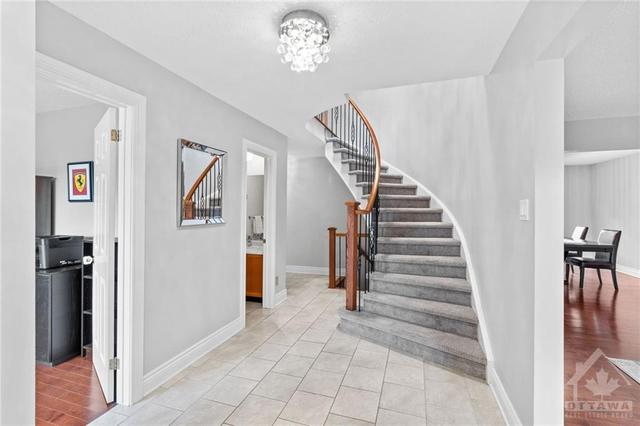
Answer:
345 201 360 311
328 227 337 289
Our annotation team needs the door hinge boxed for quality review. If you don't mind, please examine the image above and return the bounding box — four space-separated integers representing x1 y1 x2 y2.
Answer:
111 129 120 142
109 358 121 370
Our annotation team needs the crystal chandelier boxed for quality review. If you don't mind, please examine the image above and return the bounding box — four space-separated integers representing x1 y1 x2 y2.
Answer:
277 10 330 73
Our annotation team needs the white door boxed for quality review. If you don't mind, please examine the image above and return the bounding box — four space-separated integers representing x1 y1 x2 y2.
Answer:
92 107 118 402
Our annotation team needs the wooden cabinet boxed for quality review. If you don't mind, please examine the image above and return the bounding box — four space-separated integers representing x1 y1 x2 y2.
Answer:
246 254 263 300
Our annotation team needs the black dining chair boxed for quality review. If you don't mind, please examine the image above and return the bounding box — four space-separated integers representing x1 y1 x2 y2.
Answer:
565 229 622 290
567 226 589 273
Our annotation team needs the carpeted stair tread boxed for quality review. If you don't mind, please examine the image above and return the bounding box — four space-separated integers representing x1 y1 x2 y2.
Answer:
377 237 459 246
348 170 403 180
355 182 417 189
378 221 452 228
363 292 477 324
373 194 430 201
379 207 442 214
338 308 486 366
370 272 471 293
376 254 466 267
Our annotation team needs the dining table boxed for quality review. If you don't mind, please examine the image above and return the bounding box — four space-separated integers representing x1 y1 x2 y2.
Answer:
564 238 614 283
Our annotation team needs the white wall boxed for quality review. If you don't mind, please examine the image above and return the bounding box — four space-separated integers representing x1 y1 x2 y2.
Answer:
247 175 264 218
565 116 640 152
36 103 107 236
287 155 351 270
353 60 565 425
592 154 640 273
36 1 288 378
564 165 592 237
565 153 640 273
0 1 36 423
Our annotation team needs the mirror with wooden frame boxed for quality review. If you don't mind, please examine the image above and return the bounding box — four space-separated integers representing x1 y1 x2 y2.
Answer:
177 138 226 227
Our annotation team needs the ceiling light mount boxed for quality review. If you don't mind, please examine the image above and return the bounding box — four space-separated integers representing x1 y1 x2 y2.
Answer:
277 9 330 73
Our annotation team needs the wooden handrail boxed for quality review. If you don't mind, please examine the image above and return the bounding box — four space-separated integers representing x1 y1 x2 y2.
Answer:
184 156 220 202
348 98 381 215
317 98 382 311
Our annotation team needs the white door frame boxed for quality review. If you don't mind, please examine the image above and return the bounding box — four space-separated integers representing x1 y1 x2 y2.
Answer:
36 53 147 406
240 139 277 321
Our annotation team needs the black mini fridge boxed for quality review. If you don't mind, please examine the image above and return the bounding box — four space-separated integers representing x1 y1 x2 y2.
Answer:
36 265 82 366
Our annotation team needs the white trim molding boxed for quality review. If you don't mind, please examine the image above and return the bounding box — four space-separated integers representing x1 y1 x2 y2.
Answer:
487 363 522 425
618 265 640 278
240 139 278 315
286 265 329 275
142 316 243 396
36 52 147 405
275 289 288 306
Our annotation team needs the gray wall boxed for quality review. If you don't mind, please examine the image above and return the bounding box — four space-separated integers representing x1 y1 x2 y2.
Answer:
564 165 592 237
565 116 640 152
0 1 35 423
36 103 108 237
353 60 564 424
565 154 640 272
287 156 351 269
37 2 288 376
247 175 264 218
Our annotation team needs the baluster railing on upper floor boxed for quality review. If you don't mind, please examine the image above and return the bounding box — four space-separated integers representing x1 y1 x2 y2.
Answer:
315 98 381 311
183 155 223 222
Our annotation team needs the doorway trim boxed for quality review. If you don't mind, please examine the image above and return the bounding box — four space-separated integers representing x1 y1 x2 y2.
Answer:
240 139 278 321
36 52 147 405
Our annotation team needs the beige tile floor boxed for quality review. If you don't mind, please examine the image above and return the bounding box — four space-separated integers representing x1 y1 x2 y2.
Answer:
91 273 505 425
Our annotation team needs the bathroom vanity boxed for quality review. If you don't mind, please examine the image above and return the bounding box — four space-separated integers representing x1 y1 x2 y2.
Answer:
246 242 263 301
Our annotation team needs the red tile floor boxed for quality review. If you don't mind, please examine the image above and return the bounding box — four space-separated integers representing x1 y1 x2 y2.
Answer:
565 268 640 425
36 351 112 425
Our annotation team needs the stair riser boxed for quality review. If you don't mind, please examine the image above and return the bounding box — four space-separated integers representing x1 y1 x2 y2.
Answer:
363 300 477 339
370 280 471 306
339 152 373 162
337 320 485 379
355 174 403 184
379 211 442 222
330 141 353 151
379 227 452 238
346 162 387 172
378 243 460 256
363 186 417 196
378 198 430 208
375 261 466 279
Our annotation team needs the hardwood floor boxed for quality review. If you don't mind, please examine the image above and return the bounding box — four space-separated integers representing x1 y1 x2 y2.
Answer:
565 268 640 425
36 352 112 425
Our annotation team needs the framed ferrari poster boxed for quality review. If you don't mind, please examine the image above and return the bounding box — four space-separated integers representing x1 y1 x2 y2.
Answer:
67 161 94 202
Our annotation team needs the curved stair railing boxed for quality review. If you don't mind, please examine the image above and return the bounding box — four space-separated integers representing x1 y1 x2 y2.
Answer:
183 155 222 221
315 98 381 311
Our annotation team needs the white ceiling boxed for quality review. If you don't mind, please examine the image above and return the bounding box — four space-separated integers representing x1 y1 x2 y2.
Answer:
564 1 639 121
564 149 639 166
52 1 528 154
36 78 98 114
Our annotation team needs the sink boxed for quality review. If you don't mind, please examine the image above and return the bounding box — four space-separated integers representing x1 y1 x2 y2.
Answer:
247 240 263 255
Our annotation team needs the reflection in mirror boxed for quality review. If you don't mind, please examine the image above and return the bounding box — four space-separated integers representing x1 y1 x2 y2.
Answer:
178 139 226 227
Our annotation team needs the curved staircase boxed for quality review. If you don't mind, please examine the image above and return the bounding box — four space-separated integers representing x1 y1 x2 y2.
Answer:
317 101 487 380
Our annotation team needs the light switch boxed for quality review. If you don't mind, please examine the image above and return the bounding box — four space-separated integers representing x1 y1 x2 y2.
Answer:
519 199 529 221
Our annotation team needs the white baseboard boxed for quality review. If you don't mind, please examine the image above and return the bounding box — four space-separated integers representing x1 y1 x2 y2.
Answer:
275 288 288 306
286 265 328 275
142 316 243 396
487 363 522 426
618 265 640 278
